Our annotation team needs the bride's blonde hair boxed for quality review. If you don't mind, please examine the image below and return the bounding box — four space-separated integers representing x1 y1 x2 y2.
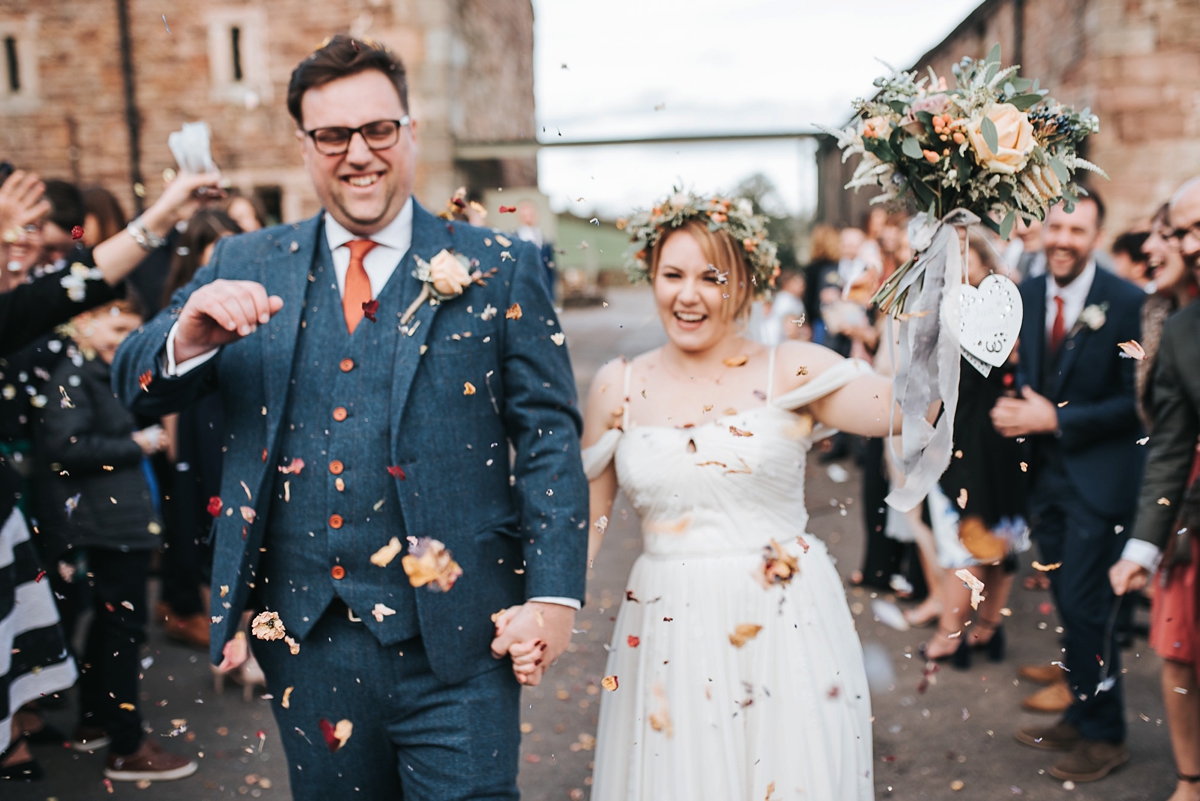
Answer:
650 221 754 321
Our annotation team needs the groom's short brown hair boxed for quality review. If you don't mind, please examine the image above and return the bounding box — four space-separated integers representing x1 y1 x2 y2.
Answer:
287 35 409 127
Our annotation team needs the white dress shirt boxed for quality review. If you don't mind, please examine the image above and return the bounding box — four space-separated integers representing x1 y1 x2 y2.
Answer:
162 200 579 609
1044 259 1096 338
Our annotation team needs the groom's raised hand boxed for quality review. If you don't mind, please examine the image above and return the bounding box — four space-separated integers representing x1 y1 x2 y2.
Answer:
491 602 575 686
173 279 284 364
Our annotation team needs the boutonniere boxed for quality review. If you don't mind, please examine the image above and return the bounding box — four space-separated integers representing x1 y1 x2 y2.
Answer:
400 249 498 327
60 261 103 302
1076 302 1108 333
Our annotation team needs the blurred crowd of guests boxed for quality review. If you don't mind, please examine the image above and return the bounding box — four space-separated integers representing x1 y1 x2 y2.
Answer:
0 165 267 783
750 180 1200 791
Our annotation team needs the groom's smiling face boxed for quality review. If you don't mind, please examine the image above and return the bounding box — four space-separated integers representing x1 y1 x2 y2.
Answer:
298 69 418 236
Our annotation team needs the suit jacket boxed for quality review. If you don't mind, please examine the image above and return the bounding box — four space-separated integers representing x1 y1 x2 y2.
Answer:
112 202 590 681
1130 301 1200 551
1016 268 1145 518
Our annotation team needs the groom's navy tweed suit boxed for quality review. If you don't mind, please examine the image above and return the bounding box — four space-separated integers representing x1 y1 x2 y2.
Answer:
112 201 589 797
1016 267 1144 745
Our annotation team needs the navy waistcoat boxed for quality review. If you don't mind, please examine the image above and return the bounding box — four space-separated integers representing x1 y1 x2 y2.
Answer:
257 239 419 644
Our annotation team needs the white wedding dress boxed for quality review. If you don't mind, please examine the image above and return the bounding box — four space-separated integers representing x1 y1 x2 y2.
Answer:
584 354 875 801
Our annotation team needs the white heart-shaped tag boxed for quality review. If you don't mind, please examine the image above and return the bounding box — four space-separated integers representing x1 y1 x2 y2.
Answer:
959 273 1023 368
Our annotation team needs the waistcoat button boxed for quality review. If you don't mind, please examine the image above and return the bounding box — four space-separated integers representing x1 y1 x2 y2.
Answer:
332 407 348 422
331 565 345 580
329 460 344 475
329 513 343 529
340 358 354 372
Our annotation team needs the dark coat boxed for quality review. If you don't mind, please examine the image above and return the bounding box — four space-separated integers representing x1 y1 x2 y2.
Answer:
1130 301 1200 554
1016 267 1146 518
112 201 589 680
32 355 160 556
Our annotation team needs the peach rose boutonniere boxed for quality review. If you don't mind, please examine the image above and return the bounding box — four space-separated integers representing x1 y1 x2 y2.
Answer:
402 248 497 327
965 103 1036 175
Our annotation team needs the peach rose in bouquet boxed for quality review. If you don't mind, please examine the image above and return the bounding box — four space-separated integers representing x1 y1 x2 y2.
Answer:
966 103 1036 174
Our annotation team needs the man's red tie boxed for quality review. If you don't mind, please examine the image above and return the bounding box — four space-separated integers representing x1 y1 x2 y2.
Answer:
342 239 378 334
1049 295 1066 353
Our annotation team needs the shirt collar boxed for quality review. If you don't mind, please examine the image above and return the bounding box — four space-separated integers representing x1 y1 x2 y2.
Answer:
1046 258 1096 303
323 196 414 253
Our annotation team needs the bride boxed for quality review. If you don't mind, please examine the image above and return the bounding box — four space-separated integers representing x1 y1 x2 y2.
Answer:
522 192 898 799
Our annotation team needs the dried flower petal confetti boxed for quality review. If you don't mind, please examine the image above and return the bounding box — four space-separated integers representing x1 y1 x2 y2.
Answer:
506 303 523 320
251 610 286 641
1032 561 1062 572
464 381 476 395
138 370 153 392
756 539 799 588
1117 340 1146 360
279 457 305 475
240 506 256 523
955 568 986 610
728 623 763 648
627 635 640 648
601 675 619 691
401 537 463 592
386 465 406 480
722 355 749 367
370 537 403 567
362 299 379 323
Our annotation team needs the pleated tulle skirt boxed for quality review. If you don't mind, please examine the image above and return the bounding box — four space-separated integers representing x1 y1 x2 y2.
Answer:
590 536 874 801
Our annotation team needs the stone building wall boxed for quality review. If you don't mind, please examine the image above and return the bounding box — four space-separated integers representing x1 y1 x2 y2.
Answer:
0 0 537 223
817 0 1200 237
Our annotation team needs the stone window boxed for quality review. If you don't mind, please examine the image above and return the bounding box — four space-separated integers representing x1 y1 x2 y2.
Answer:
205 6 272 108
0 15 40 113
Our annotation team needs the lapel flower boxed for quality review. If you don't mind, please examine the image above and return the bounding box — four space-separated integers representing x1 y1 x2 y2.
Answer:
1078 302 1108 331
419 249 473 300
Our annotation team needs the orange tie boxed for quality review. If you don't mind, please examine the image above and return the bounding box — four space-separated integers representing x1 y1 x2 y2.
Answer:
342 239 378 334
1049 295 1066 353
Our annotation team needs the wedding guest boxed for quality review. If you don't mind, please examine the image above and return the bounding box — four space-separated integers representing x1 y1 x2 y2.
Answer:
1111 230 1152 290
39 180 85 267
223 189 267 232
0 166 219 780
1012 218 1047 281
759 266 807 346
922 235 1028 667
515 200 557 298
81 187 128 248
33 294 197 782
1110 176 1200 801
803 224 841 345
993 193 1145 783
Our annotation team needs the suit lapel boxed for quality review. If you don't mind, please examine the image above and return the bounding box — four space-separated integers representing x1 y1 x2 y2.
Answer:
261 215 322 452
388 202 455 461
1050 269 1107 399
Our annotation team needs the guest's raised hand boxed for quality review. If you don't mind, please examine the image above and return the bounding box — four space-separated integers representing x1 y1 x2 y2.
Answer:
173 279 284 363
140 170 225 236
0 169 50 242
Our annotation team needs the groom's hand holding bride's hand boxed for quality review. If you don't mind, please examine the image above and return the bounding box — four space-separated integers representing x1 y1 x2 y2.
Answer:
491 603 575 686
173 279 285 364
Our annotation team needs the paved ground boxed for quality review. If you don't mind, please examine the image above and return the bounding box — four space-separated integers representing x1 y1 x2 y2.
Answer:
13 287 1174 800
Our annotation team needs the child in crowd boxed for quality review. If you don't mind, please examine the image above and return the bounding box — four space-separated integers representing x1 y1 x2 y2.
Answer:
33 295 197 782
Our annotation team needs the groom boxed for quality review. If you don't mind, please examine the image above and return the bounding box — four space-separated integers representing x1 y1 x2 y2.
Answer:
113 37 588 798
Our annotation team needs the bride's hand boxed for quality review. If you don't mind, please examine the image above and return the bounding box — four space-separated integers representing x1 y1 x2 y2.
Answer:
509 638 549 684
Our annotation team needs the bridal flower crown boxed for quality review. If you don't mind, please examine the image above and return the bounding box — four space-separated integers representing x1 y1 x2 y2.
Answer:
618 190 781 292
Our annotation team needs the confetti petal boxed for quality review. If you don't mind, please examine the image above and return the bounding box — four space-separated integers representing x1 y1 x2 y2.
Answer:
370 537 403 567
728 623 763 648
601 675 619 691
505 303 522 320
362 299 379 323
401 538 463 592
1117 340 1146 360
955 569 986 610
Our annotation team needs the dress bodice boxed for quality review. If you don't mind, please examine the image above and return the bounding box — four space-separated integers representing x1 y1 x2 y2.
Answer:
583 356 873 557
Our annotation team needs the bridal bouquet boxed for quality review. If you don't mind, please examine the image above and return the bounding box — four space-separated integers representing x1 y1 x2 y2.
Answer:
821 44 1104 512
821 43 1102 313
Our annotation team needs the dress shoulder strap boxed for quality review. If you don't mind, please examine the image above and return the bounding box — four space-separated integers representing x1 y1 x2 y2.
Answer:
766 346 778 403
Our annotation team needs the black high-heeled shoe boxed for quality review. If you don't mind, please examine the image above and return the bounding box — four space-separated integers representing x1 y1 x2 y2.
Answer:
0 736 44 782
970 621 1007 663
920 629 973 671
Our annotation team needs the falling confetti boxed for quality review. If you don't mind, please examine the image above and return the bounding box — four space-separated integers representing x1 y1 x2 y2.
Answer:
362 299 379 323
161 14 171 33
728 623 763 648
1031 561 1062 572
955 569 986 610
138 370 153 392
601 675 619 691
1117 340 1146 360
386 465 407 480
499 205 517 214
278 457 305 475
207 496 223 517
506 303 522 320
240 506 256 523
370 537 403 567
627 635 640 648
251 611 286 641
464 381 477 395
723 355 749 367
71 225 84 241
401 537 463 591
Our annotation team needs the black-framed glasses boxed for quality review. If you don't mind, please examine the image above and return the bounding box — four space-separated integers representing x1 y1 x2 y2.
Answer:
1165 220 1200 244
304 117 410 156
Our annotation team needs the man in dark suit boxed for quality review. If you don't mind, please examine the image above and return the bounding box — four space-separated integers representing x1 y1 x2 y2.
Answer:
113 37 588 799
1110 177 1200 798
991 194 1145 783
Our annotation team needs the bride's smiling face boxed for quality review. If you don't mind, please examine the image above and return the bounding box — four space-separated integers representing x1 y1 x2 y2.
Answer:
653 230 737 352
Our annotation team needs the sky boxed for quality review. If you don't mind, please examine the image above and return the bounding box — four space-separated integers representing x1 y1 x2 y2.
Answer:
531 0 984 218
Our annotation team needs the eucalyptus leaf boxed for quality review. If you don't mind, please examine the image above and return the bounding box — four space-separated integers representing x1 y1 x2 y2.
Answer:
986 42 1002 66
1009 93 1042 111
1004 82 1015 97
1048 157 1069 183
1011 77 1033 92
888 100 908 115
902 136 924 160
981 115 999 153
999 210 1016 240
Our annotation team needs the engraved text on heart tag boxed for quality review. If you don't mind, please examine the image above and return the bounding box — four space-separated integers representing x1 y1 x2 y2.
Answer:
959 273 1022 368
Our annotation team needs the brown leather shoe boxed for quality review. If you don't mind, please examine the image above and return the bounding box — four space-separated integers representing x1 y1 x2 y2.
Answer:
1015 720 1080 751
1019 663 1065 684
1049 740 1129 782
163 613 210 649
104 739 197 782
1022 679 1074 713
